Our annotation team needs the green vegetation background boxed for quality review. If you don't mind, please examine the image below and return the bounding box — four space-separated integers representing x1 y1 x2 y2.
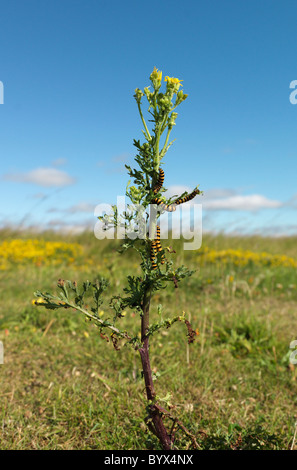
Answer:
0 228 297 450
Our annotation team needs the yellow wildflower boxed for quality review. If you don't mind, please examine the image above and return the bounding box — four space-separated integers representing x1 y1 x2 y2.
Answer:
164 76 183 85
0 239 82 270
197 247 297 269
164 75 183 93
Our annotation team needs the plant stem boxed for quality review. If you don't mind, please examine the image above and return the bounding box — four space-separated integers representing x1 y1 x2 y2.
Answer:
160 126 172 158
137 102 151 141
139 284 172 450
153 124 161 171
56 300 131 341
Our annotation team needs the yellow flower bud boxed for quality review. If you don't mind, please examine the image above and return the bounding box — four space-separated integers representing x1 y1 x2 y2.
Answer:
134 88 144 103
150 66 162 82
150 66 162 90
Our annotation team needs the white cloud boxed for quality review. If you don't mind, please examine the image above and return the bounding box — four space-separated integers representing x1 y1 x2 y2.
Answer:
284 194 297 208
164 185 191 198
51 158 67 167
3 167 76 187
67 202 95 213
204 188 238 199
47 202 95 214
47 218 93 233
203 194 282 211
162 186 283 213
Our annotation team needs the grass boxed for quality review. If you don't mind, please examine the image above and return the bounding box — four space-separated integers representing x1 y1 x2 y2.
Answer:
0 229 297 449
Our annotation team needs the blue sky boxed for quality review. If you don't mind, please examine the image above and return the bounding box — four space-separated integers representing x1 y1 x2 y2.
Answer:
0 0 297 236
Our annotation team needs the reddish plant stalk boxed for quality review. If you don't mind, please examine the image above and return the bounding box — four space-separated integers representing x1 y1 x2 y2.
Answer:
139 286 172 450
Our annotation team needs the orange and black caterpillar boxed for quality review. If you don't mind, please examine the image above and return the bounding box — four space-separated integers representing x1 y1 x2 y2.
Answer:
151 197 176 212
155 225 165 264
150 240 158 270
174 188 201 205
150 225 165 269
151 188 200 212
153 168 165 194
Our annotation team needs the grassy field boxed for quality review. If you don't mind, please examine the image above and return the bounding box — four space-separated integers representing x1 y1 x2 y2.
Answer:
0 228 297 450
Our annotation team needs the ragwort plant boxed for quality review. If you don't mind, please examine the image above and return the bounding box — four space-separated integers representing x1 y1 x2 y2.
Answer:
34 67 202 450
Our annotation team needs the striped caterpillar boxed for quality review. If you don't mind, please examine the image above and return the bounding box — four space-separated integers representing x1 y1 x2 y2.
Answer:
152 188 200 212
153 168 165 194
150 240 158 270
150 225 165 270
155 225 165 264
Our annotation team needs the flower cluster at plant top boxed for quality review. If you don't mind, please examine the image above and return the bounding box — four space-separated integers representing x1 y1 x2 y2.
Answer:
196 247 297 268
0 239 83 270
